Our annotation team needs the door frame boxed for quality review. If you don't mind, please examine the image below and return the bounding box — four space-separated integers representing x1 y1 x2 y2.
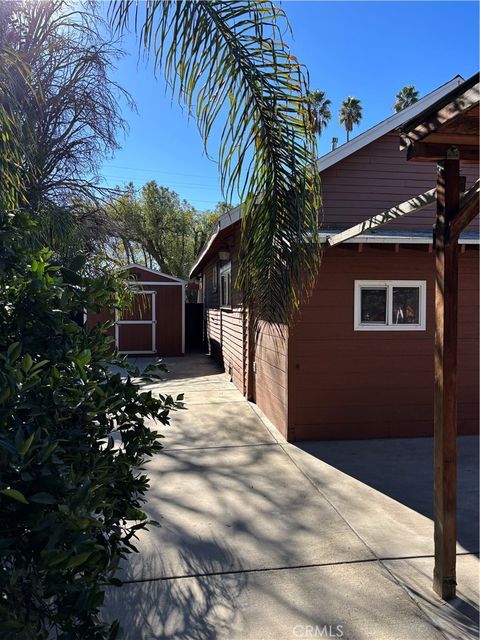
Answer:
115 290 157 355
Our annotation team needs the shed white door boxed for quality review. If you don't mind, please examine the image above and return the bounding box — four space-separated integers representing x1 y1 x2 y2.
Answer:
115 290 156 354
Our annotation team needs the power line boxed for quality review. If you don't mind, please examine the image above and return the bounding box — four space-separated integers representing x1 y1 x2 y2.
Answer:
105 164 221 180
100 175 222 190
106 185 222 205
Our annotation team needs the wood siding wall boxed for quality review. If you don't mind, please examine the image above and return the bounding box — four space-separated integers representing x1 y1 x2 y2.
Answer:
254 322 289 438
204 223 246 394
197 131 479 442
289 245 479 440
202 226 290 435
321 133 479 231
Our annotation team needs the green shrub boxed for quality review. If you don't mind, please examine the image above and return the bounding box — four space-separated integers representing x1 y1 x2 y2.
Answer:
0 211 181 638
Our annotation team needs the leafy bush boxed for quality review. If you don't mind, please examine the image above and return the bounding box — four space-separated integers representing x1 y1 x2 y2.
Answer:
0 211 181 638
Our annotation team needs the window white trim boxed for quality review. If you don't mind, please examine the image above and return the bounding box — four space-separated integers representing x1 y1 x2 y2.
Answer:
128 280 183 286
354 280 426 331
220 262 232 308
212 262 219 293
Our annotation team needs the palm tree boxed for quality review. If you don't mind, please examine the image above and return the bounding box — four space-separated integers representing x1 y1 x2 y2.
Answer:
394 85 420 112
339 97 362 143
306 90 332 137
109 1 322 329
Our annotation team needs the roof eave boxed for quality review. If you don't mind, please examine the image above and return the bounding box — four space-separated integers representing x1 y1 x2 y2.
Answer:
318 75 465 173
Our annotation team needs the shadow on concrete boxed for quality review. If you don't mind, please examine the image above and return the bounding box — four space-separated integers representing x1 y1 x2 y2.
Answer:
387 560 480 638
134 353 223 381
105 535 247 640
295 436 479 555
110 353 224 383
102 439 381 639
102 353 478 639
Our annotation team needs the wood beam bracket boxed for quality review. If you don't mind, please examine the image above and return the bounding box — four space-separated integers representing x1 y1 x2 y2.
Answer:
446 145 460 160
434 163 453 246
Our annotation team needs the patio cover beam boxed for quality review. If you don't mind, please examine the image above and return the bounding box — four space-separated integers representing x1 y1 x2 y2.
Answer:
327 189 436 247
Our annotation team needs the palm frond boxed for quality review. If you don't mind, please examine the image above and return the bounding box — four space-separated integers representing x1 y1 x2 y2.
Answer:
109 0 321 329
393 85 419 112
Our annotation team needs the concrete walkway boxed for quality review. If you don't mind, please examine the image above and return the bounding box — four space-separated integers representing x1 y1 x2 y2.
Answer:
104 354 479 640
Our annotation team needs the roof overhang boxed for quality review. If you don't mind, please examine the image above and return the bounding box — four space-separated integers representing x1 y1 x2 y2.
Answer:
318 75 465 172
125 263 187 283
322 231 478 246
399 72 479 162
189 74 477 275
189 205 242 277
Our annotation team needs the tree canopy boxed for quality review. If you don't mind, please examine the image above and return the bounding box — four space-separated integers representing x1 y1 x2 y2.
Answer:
109 0 322 328
339 96 363 143
306 90 332 137
0 0 130 209
106 182 224 279
0 4 179 638
394 85 420 112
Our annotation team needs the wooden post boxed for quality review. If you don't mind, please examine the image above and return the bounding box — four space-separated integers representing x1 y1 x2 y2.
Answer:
433 157 460 600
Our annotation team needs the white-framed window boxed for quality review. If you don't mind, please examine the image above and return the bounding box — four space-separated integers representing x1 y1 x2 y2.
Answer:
212 262 219 293
354 280 426 331
220 262 232 308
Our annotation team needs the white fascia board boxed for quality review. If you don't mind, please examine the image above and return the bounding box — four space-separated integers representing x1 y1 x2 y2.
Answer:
125 263 187 283
317 76 464 173
189 226 220 278
320 233 479 245
189 205 243 277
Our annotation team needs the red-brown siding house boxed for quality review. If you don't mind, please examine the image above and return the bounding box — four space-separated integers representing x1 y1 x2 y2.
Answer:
190 74 479 441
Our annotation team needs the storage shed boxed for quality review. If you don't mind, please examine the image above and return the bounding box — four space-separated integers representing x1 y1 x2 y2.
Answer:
88 264 185 356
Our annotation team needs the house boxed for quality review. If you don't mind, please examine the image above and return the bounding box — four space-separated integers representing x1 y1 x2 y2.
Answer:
88 264 185 356
190 74 479 441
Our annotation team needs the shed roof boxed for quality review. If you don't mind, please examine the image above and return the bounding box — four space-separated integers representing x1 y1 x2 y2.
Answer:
125 263 186 283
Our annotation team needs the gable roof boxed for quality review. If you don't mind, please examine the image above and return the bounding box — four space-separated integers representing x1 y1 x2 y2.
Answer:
190 75 471 277
125 263 186 283
189 206 242 277
318 75 465 172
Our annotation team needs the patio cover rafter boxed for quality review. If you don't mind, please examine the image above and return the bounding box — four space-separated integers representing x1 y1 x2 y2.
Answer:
327 180 479 248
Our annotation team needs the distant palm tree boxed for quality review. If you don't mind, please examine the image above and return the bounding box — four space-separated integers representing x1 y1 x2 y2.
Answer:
339 97 362 142
394 85 420 112
307 90 332 137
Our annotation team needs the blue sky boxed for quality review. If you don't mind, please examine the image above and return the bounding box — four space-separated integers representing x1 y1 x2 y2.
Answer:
99 1 479 211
